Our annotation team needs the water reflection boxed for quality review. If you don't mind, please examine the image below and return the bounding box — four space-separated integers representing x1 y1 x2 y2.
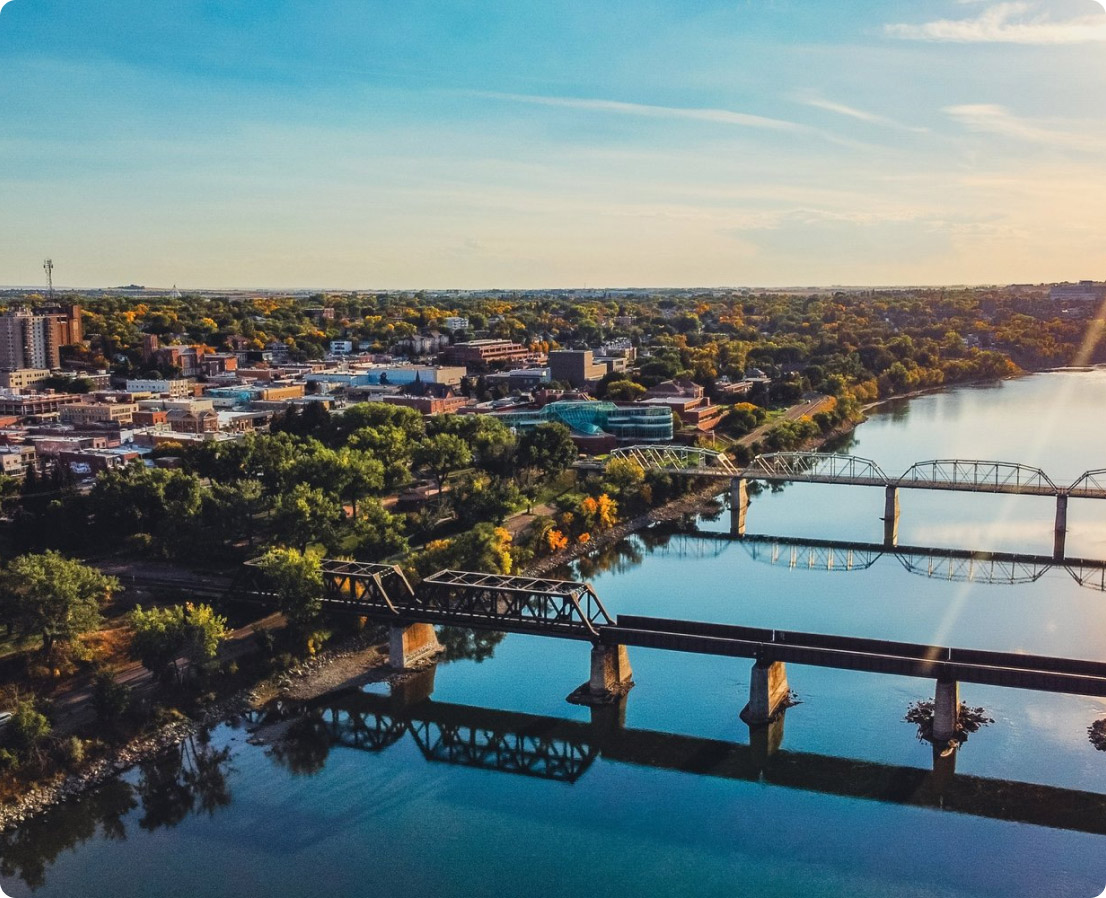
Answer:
283 673 1106 837
564 522 1106 594
0 733 233 891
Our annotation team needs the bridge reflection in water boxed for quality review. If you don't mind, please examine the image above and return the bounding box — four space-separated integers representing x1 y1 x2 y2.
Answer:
674 530 1106 593
299 670 1106 837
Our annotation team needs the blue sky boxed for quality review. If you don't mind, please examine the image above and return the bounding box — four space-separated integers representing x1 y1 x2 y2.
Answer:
1 0 1104 289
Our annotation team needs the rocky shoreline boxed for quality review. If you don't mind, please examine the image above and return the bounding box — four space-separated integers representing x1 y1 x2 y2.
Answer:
0 635 387 833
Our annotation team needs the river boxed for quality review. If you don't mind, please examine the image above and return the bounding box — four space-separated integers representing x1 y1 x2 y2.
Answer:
4 370 1106 898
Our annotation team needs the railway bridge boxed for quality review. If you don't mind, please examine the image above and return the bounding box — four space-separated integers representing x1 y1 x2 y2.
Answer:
243 556 1106 743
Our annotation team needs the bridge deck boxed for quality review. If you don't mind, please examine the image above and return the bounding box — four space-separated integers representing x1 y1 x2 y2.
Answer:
606 616 1106 697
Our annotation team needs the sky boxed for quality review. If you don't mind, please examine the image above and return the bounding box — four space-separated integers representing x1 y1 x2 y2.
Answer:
1 0 1105 290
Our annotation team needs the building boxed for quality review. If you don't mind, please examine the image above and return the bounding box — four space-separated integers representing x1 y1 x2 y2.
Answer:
0 369 50 393
441 339 530 368
330 340 355 355
641 379 725 432
1050 281 1106 304
201 353 238 376
384 394 469 415
125 378 194 398
0 392 83 417
493 400 673 451
484 368 550 392
60 401 138 426
0 305 82 370
443 316 469 331
549 350 607 388
259 384 306 402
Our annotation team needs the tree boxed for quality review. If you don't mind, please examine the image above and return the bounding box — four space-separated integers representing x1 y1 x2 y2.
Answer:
256 547 323 628
350 499 408 560
129 603 229 684
413 433 472 500
271 483 342 552
605 379 646 402
0 552 118 652
518 423 576 484
452 475 522 527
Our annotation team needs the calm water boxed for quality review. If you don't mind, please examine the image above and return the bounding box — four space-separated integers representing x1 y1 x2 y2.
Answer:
5 370 1106 898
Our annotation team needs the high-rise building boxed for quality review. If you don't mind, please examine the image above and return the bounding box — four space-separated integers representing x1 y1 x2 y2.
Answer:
0 305 82 370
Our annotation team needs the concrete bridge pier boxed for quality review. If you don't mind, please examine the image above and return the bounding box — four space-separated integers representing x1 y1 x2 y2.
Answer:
388 622 443 670
1054 494 1068 560
389 664 437 706
748 710 787 769
730 477 749 536
932 678 960 744
883 485 900 547
740 659 790 725
570 643 634 705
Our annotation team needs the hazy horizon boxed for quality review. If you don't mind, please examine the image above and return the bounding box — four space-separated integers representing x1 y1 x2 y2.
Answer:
2 0 1105 289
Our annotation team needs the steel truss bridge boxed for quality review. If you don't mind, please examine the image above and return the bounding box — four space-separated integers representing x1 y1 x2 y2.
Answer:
242 557 1106 699
687 532 1106 592
241 560 615 640
740 452 1106 499
607 445 740 477
306 690 1106 836
602 444 1106 502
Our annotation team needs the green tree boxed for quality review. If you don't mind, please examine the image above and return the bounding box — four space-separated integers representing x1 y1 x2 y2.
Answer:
130 603 229 684
0 551 119 652
256 547 323 628
271 483 342 552
518 423 576 484
413 432 472 500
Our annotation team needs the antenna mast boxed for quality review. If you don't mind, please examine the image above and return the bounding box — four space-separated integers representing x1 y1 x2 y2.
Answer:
43 258 54 294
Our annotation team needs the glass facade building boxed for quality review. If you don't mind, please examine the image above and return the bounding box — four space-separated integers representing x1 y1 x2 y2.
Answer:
494 400 673 442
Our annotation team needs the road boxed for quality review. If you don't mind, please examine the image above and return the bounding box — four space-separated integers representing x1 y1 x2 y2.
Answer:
736 394 834 448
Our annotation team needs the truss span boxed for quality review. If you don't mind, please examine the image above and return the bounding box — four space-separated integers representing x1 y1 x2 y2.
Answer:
897 460 1058 496
415 570 613 639
741 452 889 486
1067 469 1106 500
608 445 739 477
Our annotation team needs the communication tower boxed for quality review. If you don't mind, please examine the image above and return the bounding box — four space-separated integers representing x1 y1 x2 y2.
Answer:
43 258 54 294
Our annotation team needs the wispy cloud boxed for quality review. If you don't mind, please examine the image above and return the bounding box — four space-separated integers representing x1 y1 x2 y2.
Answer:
801 97 929 133
886 1 1106 44
476 91 806 132
943 103 1104 150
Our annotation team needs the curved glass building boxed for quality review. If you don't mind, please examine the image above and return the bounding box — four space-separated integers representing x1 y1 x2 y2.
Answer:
494 400 673 442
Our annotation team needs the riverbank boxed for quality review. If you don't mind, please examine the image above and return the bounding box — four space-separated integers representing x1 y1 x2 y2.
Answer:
0 390 924 831
0 635 392 833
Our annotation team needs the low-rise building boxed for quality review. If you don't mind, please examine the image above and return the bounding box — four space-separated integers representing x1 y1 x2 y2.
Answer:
60 401 137 426
0 369 50 393
441 339 531 368
125 378 194 398
0 392 83 417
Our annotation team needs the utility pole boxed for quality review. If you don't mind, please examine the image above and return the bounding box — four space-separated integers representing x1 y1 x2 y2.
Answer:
43 258 54 294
